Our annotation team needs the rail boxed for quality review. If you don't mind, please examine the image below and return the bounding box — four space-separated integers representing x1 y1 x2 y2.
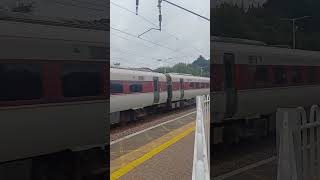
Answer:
277 105 320 180
192 95 210 180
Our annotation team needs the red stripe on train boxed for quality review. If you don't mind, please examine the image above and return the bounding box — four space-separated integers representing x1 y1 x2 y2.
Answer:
212 64 320 91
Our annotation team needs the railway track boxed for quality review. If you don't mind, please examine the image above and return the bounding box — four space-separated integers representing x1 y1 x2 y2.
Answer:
211 135 277 179
110 106 196 142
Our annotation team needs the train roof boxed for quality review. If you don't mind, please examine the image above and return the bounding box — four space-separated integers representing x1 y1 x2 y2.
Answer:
111 67 210 81
111 67 155 72
212 36 320 62
212 36 267 46
167 73 210 81
0 10 108 30
0 10 108 44
0 12 108 61
111 67 165 76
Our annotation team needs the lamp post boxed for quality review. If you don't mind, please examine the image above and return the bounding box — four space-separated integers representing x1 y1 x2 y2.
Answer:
157 59 165 73
281 16 311 49
157 58 173 73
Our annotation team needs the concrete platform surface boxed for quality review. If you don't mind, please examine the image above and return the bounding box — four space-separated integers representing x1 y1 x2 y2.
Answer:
110 111 196 180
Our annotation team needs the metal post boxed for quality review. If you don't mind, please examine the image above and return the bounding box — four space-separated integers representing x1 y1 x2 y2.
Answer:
136 0 139 15
280 16 310 49
158 0 162 31
185 60 188 70
293 19 296 49
277 108 300 180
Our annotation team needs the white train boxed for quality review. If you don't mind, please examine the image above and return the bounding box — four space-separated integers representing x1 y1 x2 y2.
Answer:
110 67 210 124
211 36 320 144
0 11 108 179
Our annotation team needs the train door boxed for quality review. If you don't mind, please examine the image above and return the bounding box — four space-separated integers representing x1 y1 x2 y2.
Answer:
180 78 184 100
153 77 160 104
224 53 237 117
165 74 172 108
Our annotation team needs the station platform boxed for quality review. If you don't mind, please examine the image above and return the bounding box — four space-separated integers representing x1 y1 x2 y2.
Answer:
110 111 196 180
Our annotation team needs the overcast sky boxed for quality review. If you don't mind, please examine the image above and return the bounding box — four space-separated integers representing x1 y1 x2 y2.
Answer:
111 0 210 69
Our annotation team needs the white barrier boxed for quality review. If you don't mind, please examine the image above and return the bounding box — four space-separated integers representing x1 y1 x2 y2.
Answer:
277 105 320 180
192 95 210 180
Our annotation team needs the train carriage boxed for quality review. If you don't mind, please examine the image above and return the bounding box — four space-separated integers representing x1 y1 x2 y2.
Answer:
167 73 210 107
211 36 320 143
110 69 210 124
110 68 168 123
0 11 108 179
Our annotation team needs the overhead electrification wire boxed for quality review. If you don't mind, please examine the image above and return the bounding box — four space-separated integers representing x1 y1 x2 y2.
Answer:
111 45 186 67
111 55 161 67
110 2 189 42
112 29 206 66
111 39 194 66
111 49 172 67
110 1 208 57
110 26 178 52
110 1 158 27
111 32 154 49
111 47 160 61
110 2 209 66
111 30 205 66
111 33 189 61
111 32 196 66
161 0 210 21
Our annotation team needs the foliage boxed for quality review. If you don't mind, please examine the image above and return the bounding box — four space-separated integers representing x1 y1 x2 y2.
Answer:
154 56 210 77
212 0 320 51
11 1 35 13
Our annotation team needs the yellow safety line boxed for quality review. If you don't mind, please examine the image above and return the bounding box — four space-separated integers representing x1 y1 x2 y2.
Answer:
110 125 195 180
110 121 195 172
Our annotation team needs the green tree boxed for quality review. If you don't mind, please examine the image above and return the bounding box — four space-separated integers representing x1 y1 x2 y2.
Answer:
212 1 320 51
11 1 35 13
154 56 209 77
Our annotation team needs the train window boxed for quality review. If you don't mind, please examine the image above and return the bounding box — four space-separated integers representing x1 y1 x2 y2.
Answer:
0 64 43 101
111 83 123 94
129 84 143 93
195 82 200 89
61 63 102 97
200 83 205 88
291 67 302 83
255 67 268 82
190 82 195 88
224 53 235 89
308 67 317 83
89 46 108 59
249 56 258 64
274 67 287 84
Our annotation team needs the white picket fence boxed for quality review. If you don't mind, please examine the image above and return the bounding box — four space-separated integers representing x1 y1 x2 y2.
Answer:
277 105 320 180
192 95 210 180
